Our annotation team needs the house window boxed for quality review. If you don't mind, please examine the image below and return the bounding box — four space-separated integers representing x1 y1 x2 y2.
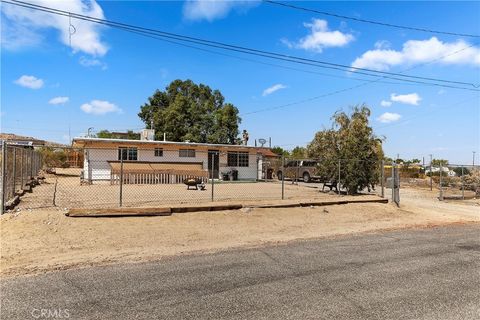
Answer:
118 147 138 161
179 149 195 158
238 152 249 167
227 152 238 166
154 148 163 157
227 151 249 167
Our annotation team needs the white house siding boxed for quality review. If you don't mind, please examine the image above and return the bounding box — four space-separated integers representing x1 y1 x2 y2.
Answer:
84 147 258 181
139 149 209 167
85 149 117 180
218 153 258 181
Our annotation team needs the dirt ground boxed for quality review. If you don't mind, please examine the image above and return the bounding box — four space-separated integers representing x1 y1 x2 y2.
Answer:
17 172 365 209
1 186 478 278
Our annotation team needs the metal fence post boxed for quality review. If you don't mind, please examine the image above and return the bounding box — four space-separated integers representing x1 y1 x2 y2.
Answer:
119 156 124 207
439 165 443 201
430 160 433 191
337 159 341 195
29 148 33 180
12 148 16 196
20 148 24 190
1 141 7 215
461 166 465 200
87 150 92 184
391 162 395 202
211 152 215 202
380 160 384 198
281 156 285 200
395 165 400 205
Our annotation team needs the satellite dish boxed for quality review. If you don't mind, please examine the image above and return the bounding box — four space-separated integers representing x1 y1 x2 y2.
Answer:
258 138 267 147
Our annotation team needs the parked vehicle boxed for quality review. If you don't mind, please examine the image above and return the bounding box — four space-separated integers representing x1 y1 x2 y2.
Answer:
276 160 320 183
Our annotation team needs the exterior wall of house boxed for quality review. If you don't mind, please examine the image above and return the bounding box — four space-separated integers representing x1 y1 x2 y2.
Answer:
218 152 258 180
82 144 259 181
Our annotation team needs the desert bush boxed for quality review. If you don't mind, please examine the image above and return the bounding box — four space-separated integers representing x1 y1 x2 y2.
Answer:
39 147 70 169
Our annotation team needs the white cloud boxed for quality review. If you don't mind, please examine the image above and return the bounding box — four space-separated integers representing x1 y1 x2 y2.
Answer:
1 16 42 50
437 89 445 95
79 56 107 70
374 40 391 50
49 96 69 105
1 0 108 56
14 75 44 89
282 19 354 53
377 112 401 123
183 0 258 22
380 100 392 107
352 37 480 71
262 84 287 96
80 100 121 115
390 93 421 106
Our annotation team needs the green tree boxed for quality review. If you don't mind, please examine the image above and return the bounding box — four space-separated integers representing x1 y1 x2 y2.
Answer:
306 105 384 194
290 146 306 159
138 79 241 144
452 166 470 176
271 146 289 156
431 159 449 167
96 130 140 140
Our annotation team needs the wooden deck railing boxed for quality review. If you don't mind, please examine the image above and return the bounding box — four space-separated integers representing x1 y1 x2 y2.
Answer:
110 169 209 185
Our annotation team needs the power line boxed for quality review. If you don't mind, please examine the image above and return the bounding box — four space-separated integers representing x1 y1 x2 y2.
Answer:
375 96 478 130
241 42 479 115
273 95 478 148
264 0 480 38
123 25 449 89
3 0 479 91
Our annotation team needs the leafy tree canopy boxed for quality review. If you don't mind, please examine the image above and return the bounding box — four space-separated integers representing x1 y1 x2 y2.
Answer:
306 105 384 194
290 146 306 159
96 130 140 140
138 79 241 144
271 146 289 156
431 159 449 167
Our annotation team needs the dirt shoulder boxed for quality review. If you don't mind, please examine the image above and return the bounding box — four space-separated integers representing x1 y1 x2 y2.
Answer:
1 191 479 278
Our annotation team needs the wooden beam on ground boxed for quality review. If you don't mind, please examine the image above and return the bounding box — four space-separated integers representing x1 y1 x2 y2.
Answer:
65 198 388 217
171 204 243 213
66 207 172 217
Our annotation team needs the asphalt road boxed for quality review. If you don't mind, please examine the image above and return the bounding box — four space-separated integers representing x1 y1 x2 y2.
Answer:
1 224 479 320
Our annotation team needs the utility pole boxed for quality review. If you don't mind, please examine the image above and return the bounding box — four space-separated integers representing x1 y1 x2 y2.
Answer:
473 151 476 167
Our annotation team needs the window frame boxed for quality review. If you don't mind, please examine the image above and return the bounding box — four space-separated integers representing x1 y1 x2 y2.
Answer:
179 149 196 158
227 151 249 167
118 147 138 161
154 148 163 157
227 152 238 167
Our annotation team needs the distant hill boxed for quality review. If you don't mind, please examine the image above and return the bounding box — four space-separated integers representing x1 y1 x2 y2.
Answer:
0 133 68 147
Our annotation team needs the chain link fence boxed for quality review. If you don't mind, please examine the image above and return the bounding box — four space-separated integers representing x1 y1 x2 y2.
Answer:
0 142 43 214
0 143 420 212
397 163 479 200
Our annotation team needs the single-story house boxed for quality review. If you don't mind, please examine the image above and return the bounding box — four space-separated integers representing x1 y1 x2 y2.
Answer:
72 136 273 184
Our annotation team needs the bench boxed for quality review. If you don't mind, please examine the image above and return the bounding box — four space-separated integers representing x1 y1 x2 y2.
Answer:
322 181 338 192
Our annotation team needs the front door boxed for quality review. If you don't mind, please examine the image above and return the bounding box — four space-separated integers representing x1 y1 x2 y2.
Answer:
208 150 220 179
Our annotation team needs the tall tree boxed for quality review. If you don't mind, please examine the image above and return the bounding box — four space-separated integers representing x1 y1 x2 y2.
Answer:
290 146 306 159
431 159 449 167
138 79 241 144
307 105 384 194
96 130 140 140
271 146 289 156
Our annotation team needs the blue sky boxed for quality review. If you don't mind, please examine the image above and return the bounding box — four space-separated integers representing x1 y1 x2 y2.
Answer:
1 0 479 164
